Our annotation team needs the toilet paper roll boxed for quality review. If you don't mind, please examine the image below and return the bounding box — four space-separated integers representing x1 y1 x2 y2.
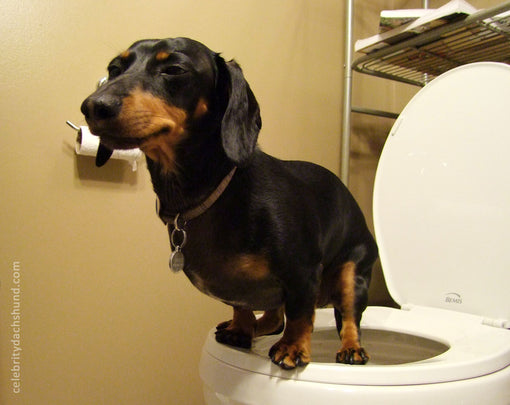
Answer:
75 126 143 171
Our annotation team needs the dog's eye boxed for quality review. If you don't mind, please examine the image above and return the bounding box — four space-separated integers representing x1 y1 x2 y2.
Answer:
108 66 122 79
161 66 187 76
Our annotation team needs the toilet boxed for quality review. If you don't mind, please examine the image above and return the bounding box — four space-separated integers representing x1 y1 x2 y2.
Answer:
199 62 510 405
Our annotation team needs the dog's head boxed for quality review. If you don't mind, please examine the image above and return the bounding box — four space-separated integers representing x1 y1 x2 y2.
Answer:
81 37 261 171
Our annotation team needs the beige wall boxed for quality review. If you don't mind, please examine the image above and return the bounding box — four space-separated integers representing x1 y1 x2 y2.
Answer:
0 0 502 404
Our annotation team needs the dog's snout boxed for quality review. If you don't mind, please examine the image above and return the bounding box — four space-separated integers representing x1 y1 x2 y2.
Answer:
81 94 122 121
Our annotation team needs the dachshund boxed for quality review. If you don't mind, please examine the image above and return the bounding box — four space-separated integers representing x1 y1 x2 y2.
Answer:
81 37 378 370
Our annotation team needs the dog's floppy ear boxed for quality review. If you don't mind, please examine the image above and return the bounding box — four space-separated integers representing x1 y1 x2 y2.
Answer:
216 56 261 167
96 142 113 167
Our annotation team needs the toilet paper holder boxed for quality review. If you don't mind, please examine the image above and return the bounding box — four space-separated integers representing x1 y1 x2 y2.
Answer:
66 120 84 146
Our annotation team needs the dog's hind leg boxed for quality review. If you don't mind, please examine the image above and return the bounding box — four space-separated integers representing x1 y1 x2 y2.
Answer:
216 306 284 349
254 306 284 337
332 261 370 364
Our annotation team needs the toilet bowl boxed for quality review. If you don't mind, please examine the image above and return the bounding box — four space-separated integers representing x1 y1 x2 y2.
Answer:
200 62 510 405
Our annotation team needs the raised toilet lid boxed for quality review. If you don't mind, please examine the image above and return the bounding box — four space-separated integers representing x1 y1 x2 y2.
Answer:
373 62 510 325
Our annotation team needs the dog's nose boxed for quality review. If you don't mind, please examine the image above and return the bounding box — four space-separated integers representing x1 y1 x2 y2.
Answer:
81 94 122 121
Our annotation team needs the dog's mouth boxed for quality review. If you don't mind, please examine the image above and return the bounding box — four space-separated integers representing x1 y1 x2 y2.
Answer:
90 126 171 168
89 122 186 169
94 127 171 150
97 134 143 150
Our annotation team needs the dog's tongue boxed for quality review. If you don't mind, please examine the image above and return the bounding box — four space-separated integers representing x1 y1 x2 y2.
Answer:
95 142 114 167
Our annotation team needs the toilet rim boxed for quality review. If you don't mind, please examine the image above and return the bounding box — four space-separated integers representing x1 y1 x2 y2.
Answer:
202 307 510 386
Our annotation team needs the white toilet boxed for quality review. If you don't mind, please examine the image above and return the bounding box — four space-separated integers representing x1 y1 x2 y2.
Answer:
199 62 510 405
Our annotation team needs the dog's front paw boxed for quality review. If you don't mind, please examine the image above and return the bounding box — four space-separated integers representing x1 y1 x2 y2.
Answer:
215 323 252 349
336 346 369 365
268 340 311 370
215 320 232 331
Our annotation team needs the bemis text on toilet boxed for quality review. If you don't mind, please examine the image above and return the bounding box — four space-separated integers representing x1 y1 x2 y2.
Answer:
10 261 22 394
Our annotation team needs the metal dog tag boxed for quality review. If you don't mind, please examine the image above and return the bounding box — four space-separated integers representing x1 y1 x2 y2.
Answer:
169 214 187 273
170 247 185 273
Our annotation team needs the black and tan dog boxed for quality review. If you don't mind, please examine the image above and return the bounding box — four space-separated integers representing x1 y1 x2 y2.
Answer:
81 37 378 370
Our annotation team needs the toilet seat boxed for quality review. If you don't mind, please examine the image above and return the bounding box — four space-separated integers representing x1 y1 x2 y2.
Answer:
201 307 510 386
